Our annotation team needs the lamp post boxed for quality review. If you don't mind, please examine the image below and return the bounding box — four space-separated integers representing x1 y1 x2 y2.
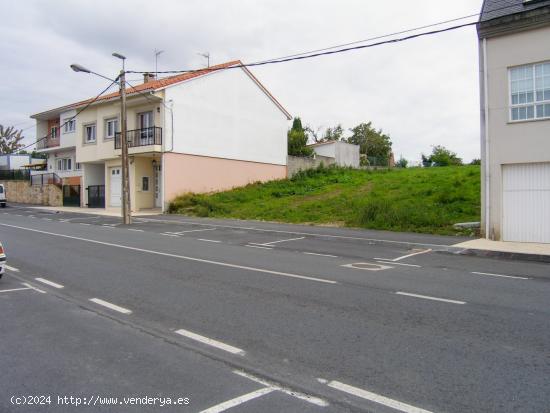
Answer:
70 55 131 224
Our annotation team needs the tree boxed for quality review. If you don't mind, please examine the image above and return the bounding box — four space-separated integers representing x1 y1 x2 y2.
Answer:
346 122 392 164
470 158 481 165
396 156 408 168
321 124 344 142
421 145 463 167
0 125 25 153
287 117 314 157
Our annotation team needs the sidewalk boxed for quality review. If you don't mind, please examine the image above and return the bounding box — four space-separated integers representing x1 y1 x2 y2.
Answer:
453 238 550 263
19 204 162 217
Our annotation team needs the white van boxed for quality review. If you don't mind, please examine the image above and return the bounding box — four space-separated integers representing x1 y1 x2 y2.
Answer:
0 184 5 208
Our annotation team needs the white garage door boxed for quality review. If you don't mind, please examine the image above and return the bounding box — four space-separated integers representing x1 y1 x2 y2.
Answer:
502 162 550 243
110 167 122 207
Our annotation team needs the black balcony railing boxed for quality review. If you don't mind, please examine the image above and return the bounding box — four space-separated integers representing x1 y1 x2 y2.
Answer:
114 126 162 149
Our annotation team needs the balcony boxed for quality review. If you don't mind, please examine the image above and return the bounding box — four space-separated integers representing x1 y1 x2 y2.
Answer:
37 130 60 150
114 126 162 149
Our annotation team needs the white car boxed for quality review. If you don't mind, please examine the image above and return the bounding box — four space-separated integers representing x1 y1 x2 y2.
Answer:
0 242 5 278
0 184 5 208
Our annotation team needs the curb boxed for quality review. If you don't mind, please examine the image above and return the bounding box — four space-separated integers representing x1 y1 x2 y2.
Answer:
455 248 550 264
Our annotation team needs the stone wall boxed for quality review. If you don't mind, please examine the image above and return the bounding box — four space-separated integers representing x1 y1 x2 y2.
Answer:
0 180 62 206
287 155 335 177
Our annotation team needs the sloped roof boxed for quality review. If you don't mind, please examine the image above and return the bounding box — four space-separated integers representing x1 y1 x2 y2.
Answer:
479 0 550 22
32 60 291 119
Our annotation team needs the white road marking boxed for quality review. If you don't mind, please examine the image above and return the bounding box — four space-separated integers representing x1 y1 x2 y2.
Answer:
127 229 144 232
14 214 22 216
42 218 52 221
0 223 338 285
245 245 273 250
168 228 216 234
175 329 245 355
323 379 433 413
234 370 328 407
252 236 305 246
35 278 64 289
342 262 393 271
199 388 274 413
161 233 179 237
395 291 466 305
79 223 91 226
60 216 101 222
198 239 221 243
5 265 19 272
388 249 432 262
375 260 421 268
0 287 32 294
303 252 339 258
22 282 46 294
471 271 529 280
89 298 132 314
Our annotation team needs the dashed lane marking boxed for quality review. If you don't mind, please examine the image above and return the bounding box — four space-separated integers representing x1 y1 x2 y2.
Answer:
35 278 64 289
251 236 305 246
22 282 46 294
175 329 245 355
395 291 466 305
0 287 32 294
471 271 529 280
375 260 421 268
5 265 19 272
198 239 222 243
303 252 338 258
245 245 273 250
199 388 274 413
89 298 132 314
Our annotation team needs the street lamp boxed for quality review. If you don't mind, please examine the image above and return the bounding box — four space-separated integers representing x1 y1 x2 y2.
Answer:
70 55 131 225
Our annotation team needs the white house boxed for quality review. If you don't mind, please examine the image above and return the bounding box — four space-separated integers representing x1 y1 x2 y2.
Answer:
308 141 360 168
32 60 291 210
478 0 550 243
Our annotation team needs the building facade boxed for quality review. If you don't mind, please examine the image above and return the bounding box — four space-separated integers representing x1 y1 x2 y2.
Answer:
32 61 291 211
478 0 550 243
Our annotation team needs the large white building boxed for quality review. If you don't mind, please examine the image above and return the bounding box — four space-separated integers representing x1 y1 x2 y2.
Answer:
478 0 550 243
32 60 291 210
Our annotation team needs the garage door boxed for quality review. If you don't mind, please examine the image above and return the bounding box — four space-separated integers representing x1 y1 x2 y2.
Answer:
502 162 550 243
110 167 122 207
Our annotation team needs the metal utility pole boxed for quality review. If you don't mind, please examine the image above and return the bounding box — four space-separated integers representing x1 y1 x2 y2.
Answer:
119 69 131 225
198 52 210 68
154 49 164 75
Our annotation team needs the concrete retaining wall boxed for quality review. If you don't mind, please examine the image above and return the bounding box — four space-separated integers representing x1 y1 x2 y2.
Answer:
287 155 335 177
0 180 62 206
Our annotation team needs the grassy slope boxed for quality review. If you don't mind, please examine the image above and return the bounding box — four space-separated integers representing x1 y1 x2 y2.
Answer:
168 165 481 236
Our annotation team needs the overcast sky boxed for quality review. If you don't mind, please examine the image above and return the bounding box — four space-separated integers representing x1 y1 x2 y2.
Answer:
0 0 482 163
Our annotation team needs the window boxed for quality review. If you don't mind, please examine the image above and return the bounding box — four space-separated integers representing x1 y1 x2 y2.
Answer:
75 162 81 171
56 158 72 171
105 118 119 139
84 124 96 143
63 119 76 133
510 62 550 121
50 126 58 139
142 177 149 191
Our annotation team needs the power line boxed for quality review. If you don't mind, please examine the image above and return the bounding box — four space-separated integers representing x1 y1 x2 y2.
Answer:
16 80 118 153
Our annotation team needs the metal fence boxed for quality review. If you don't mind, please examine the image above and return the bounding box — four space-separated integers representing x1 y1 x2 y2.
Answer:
30 173 62 187
0 169 31 181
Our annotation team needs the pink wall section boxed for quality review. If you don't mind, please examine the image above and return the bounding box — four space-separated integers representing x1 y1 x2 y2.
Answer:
163 152 287 201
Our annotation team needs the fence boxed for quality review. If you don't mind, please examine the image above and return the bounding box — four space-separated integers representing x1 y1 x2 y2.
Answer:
30 173 62 188
0 169 31 181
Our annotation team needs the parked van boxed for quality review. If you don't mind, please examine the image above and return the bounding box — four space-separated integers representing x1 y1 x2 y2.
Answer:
0 184 5 208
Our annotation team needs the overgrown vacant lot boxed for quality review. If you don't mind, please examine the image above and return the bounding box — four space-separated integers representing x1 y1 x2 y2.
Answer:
168 165 481 235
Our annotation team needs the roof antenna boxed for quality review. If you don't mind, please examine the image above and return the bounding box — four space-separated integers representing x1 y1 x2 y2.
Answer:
197 52 210 68
154 49 164 76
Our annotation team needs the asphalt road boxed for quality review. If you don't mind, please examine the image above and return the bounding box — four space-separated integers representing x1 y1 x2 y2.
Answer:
0 206 549 413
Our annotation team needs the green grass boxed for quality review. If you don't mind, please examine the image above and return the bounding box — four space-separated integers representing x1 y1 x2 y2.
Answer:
168 165 481 236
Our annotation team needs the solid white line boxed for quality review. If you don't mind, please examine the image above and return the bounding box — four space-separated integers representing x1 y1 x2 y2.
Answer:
234 370 328 407
0 287 32 294
5 265 19 272
175 329 245 355
395 291 466 305
245 245 273 250
161 233 179 237
325 380 433 413
127 229 144 232
22 282 46 294
169 228 217 234
375 260 421 268
35 277 64 289
303 252 339 258
0 223 337 285
198 239 221 243
79 223 91 226
199 388 274 413
89 298 132 314
471 271 529 280
391 249 432 262
254 236 305 246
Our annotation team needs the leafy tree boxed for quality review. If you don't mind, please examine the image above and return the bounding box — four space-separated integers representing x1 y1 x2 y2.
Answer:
0 125 25 153
321 124 344 142
346 122 392 164
421 145 463 167
470 158 481 165
19 149 47 159
287 117 314 157
396 156 408 168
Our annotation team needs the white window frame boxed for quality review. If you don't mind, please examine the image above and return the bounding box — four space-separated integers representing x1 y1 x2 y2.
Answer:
56 158 72 171
63 119 76 133
84 123 96 144
50 126 58 139
75 162 82 171
105 117 119 140
509 61 550 122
